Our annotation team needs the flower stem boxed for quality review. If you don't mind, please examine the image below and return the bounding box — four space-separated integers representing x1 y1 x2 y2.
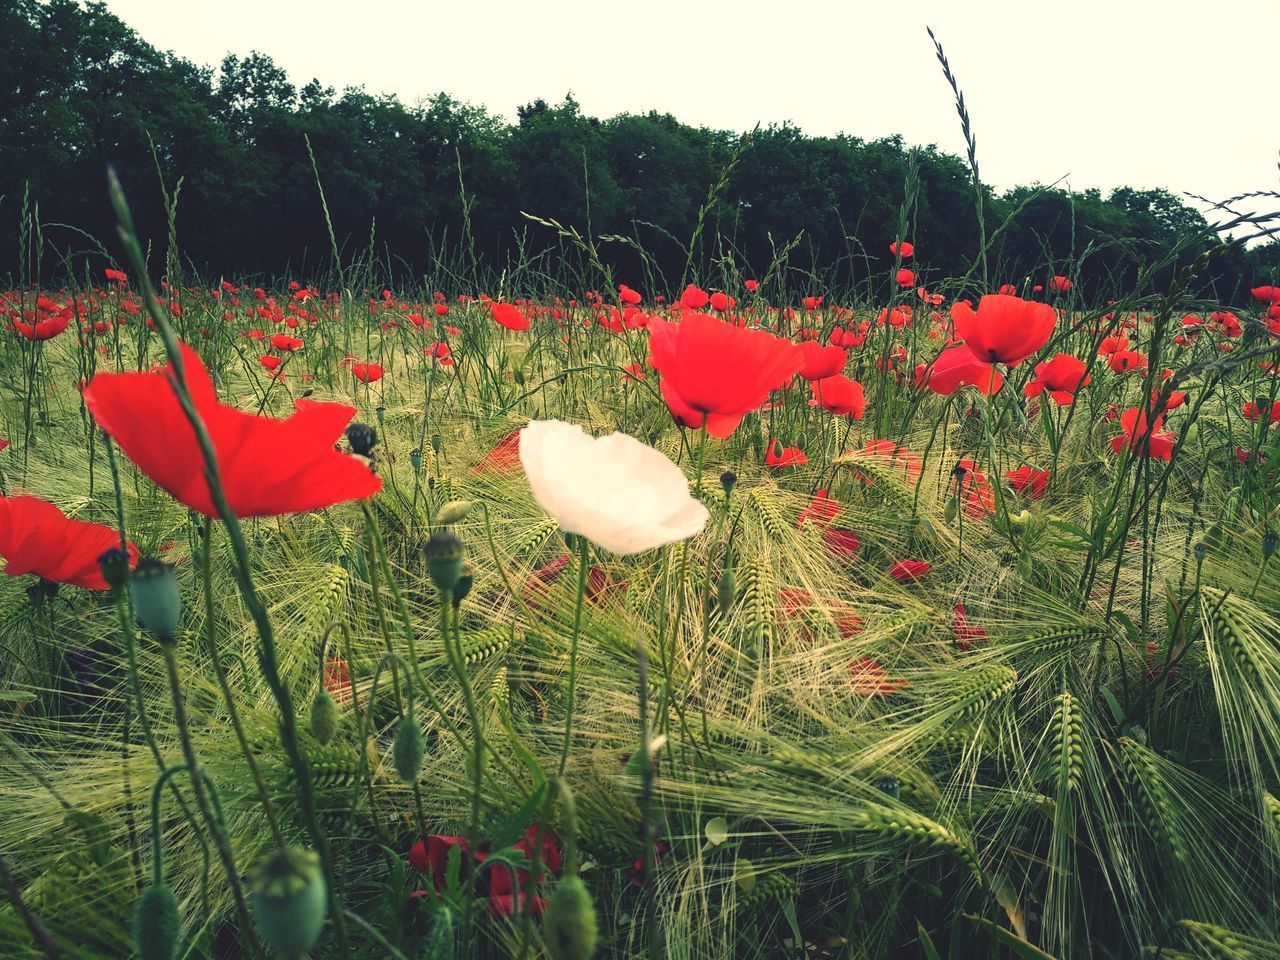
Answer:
557 534 591 778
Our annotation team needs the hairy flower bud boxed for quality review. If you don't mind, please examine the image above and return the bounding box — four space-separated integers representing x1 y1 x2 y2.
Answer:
249 846 327 959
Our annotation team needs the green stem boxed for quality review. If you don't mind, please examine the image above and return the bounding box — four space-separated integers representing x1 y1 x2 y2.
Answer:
557 535 591 777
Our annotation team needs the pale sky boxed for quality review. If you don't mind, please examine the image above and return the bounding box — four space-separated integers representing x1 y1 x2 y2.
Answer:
103 0 1280 233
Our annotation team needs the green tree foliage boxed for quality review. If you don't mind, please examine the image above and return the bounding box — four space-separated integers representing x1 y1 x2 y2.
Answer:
2 0 1276 297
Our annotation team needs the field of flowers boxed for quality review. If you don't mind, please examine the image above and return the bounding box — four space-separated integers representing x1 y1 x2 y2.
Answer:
3 175 1280 960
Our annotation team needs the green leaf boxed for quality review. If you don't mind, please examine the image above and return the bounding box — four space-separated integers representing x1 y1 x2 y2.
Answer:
963 914 1058 959
916 921 942 960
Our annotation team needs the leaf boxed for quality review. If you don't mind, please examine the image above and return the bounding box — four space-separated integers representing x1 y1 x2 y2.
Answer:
1098 685 1126 727
963 914 1058 959
916 921 942 960
490 782 548 851
0 690 36 703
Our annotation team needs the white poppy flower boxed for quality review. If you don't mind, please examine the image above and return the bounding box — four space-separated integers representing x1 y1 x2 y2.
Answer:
518 420 709 555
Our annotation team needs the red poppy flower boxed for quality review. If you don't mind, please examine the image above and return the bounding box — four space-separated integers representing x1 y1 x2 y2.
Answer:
679 284 709 310
0 495 138 590
473 430 522 473
796 341 847 381
1006 465 1049 499
352 362 384 383
797 489 839 528
810 375 867 419
491 302 530 331
997 283 1018 296
1098 336 1129 355
951 294 1055 366
914 344 1003 396
1048 276 1072 293
890 240 914 258
259 355 283 371
1107 350 1147 375
1251 285 1280 304
765 439 807 468
647 313 803 439
83 342 381 517
895 268 916 288
744 280 759 292
1243 399 1280 424
618 284 643 306
1024 353 1089 405
850 657 906 696
822 526 860 560
13 314 70 341
953 603 987 650
862 440 923 483
1110 407 1176 460
888 559 930 582
426 342 454 366
270 333 303 351
323 657 351 704
104 268 128 283
709 291 734 311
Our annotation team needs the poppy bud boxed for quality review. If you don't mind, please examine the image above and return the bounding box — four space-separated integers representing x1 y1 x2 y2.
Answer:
374 405 386 425
424 529 464 594
875 775 902 800
1265 531 1279 560
409 448 424 471
310 690 339 745
130 560 181 641
543 875 598 960
133 884 180 960
717 567 737 615
453 560 475 607
393 715 425 783
1193 540 1209 562
249 846 327 959
719 470 737 497
436 500 475 525
346 423 378 457
98 546 131 590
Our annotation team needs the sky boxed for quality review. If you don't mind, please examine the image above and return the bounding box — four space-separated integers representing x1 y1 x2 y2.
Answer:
103 0 1280 232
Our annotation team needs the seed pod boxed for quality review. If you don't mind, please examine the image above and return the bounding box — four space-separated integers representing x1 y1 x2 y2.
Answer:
409 448 424 471
345 423 378 456
130 559 182 641
543 875 598 960
393 715 424 783
97 546 132 591
719 470 738 497
309 689 339 745
133 884 180 960
249 846 327 959
424 529 464 594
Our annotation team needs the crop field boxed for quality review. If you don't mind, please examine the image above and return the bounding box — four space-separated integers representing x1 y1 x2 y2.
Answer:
5 4 1280 958
2 171 1280 960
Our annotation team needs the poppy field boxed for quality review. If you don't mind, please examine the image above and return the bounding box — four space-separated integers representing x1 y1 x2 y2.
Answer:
4 155 1280 960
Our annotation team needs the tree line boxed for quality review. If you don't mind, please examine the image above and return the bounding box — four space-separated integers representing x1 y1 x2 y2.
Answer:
3 0 1276 301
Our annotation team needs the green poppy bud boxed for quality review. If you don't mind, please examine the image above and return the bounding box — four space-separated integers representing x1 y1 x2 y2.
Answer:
393 715 424 783
309 690 339 745
717 567 737 615
435 500 475 525
346 423 378 457
133 884 180 960
875 775 902 800
130 559 182 641
410 448 424 471
424 529 464 594
249 846 327 959
98 546 132 591
543 875 598 960
374 405 386 425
